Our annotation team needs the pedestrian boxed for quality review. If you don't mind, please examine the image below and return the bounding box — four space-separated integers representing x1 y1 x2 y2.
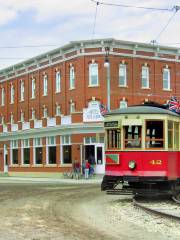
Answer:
85 160 90 179
74 160 81 179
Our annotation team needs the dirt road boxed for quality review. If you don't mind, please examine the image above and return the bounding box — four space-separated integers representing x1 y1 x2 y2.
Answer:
0 182 179 240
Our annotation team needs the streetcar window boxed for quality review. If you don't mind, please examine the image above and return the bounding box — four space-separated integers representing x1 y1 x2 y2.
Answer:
107 129 121 149
124 126 142 148
146 121 164 148
168 121 173 149
174 122 179 150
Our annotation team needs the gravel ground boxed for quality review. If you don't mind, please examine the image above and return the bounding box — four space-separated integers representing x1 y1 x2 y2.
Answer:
0 181 179 240
108 197 180 240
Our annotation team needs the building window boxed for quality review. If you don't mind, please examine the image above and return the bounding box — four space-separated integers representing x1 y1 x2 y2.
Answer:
56 71 61 93
47 136 56 164
31 78 36 99
119 100 127 109
119 64 127 87
22 139 30 164
163 68 170 90
20 111 24 122
89 63 98 86
0 115 4 125
10 84 14 104
70 102 75 113
141 66 149 88
10 113 14 124
1 87 5 106
11 140 18 165
31 108 36 120
70 66 75 89
20 80 24 101
43 106 48 118
43 74 48 96
56 104 61 116
61 135 72 164
34 138 42 164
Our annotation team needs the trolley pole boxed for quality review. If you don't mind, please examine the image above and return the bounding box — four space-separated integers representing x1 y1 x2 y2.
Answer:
104 47 110 111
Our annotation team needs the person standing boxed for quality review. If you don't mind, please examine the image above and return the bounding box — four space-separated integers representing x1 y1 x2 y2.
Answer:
85 160 90 179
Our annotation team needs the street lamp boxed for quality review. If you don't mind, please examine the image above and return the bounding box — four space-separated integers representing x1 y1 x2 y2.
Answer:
104 47 110 111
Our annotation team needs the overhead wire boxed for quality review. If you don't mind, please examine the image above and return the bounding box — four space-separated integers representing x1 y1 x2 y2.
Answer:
90 0 173 12
92 1 99 39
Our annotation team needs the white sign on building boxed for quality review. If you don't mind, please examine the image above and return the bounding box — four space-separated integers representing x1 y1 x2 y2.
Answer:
83 101 104 122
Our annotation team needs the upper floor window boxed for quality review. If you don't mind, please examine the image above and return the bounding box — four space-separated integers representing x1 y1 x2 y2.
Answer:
119 64 127 87
163 68 170 90
31 108 36 120
56 71 61 93
119 100 128 109
141 66 149 88
0 115 4 125
20 111 24 122
1 87 5 106
70 101 75 113
31 78 36 99
69 66 75 89
89 63 98 86
43 106 48 118
56 104 61 116
43 74 48 96
10 84 14 104
20 80 24 101
10 113 14 124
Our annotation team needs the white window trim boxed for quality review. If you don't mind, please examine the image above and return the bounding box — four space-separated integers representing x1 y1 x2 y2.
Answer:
119 64 127 87
141 66 149 89
163 68 171 90
46 137 56 165
61 135 71 165
89 63 99 87
31 78 36 99
43 74 48 96
33 138 42 165
1 88 5 106
21 139 30 165
55 71 61 93
20 81 25 102
10 85 14 104
69 66 75 89
10 140 18 165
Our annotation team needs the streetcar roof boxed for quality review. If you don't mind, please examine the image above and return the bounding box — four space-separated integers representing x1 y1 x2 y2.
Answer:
106 106 180 117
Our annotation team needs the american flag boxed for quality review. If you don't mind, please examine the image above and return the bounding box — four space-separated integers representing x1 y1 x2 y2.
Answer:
168 96 180 114
99 104 108 116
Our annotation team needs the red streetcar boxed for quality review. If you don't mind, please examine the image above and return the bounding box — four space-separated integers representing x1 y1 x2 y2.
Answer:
101 104 180 196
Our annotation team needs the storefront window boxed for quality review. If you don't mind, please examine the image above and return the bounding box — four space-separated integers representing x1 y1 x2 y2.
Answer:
61 135 72 164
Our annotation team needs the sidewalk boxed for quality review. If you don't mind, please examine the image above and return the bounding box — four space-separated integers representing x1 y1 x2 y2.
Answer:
0 175 103 184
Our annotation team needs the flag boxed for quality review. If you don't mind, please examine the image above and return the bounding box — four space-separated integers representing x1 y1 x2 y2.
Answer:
168 96 180 114
99 104 108 116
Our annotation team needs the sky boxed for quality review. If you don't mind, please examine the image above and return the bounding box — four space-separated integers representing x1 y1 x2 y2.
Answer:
0 0 180 69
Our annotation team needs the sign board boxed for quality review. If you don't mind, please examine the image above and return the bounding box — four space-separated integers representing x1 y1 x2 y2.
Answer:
83 101 104 122
104 121 119 128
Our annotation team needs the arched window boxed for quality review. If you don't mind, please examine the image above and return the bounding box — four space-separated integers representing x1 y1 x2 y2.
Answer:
141 66 149 88
55 71 61 93
1 87 5 106
70 66 75 89
163 67 170 90
43 74 48 96
20 80 25 101
10 84 14 104
119 64 127 87
31 78 36 99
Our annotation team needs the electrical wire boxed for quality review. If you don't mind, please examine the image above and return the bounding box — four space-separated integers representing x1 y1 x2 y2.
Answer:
152 8 180 43
90 0 172 12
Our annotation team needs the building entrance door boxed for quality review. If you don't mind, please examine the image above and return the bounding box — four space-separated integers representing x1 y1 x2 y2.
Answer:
84 144 105 174
4 144 8 173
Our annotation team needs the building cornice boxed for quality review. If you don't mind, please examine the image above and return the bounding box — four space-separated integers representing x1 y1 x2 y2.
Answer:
0 122 104 141
0 38 180 82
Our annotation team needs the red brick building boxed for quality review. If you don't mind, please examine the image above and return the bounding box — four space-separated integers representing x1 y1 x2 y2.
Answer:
0 38 179 176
